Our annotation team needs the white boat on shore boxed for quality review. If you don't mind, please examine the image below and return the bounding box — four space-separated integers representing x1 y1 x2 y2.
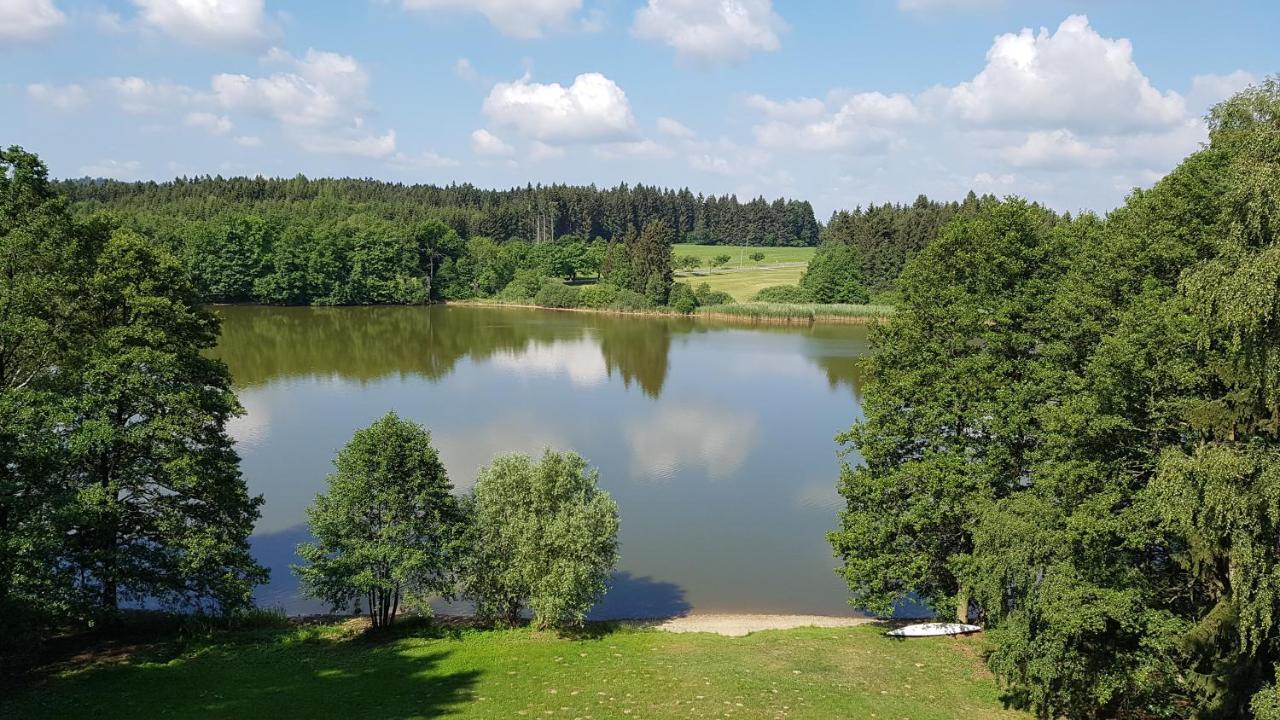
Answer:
885 623 982 638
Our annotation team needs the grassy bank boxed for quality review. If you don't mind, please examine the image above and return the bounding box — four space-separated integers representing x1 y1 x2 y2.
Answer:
700 302 896 324
4 619 1025 719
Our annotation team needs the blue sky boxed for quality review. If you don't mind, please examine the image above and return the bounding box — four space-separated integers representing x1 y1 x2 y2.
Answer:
2 0 1275 218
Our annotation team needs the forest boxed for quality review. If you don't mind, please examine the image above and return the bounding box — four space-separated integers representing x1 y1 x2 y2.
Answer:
46 174 974 311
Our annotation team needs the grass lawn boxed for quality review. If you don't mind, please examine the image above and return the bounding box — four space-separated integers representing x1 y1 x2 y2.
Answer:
672 243 815 271
679 265 807 302
4 620 1026 720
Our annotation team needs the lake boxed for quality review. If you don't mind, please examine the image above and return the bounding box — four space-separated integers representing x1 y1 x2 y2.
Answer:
211 304 873 619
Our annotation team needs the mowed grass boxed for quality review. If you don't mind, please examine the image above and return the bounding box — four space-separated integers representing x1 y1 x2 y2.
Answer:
3 621 1026 720
679 265 807 302
672 243 815 270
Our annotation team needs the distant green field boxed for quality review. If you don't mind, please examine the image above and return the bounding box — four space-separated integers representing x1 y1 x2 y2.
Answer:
673 243 815 270
3 620 1028 720
679 265 807 302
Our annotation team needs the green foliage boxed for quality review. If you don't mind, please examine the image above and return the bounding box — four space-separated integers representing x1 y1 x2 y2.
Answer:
749 251 766 263
0 145 94 635
462 450 619 629
632 219 675 304
710 254 731 271
576 282 621 308
831 78 1280 719
66 229 268 615
824 193 993 290
693 283 733 306
295 413 462 629
497 268 548 302
667 282 698 314
800 242 871 304
609 289 651 312
675 254 702 273
533 279 581 309
751 284 813 303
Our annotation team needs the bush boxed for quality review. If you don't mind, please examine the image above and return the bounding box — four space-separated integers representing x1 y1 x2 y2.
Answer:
533 280 581 309
497 268 549 302
462 450 619 629
610 289 651 311
695 283 734 306
752 284 814 303
577 282 621 308
667 282 699 314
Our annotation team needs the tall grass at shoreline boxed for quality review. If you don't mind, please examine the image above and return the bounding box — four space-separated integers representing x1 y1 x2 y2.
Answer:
699 302 895 323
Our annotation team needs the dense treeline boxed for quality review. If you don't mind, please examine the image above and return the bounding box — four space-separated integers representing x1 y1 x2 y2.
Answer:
822 192 1032 290
0 147 264 641
830 79 1280 718
58 177 822 247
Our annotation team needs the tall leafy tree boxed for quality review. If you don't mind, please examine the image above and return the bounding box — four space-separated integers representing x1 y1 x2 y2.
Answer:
829 199 1068 619
295 412 462 629
0 146 95 630
64 229 266 614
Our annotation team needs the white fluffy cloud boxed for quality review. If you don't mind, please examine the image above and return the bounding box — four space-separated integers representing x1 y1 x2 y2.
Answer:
0 0 64 43
744 93 824 120
209 48 396 157
752 92 917 152
107 76 195 114
731 14 1248 214
1002 129 1116 169
400 0 584 38
471 128 514 156
185 111 233 135
633 0 783 64
936 15 1185 133
133 0 268 47
483 72 636 144
27 82 85 110
212 48 369 128
298 130 397 159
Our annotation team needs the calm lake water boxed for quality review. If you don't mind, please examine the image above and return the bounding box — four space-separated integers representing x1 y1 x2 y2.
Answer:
211 304 873 619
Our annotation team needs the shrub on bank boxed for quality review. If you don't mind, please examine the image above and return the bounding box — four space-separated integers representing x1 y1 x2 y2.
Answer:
498 269 550 302
577 282 621 308
609 289 651 311
534 280 581 308
462 450 619 629
668 282 699 314
695 283 734 306
752 284 814 303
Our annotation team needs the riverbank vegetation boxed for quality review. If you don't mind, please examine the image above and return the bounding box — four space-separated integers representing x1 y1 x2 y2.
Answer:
699 302 895 323
830 78 1280 718
2 618 1027 720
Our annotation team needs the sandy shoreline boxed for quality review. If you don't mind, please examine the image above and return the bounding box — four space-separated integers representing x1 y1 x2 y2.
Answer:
644 613 878 637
